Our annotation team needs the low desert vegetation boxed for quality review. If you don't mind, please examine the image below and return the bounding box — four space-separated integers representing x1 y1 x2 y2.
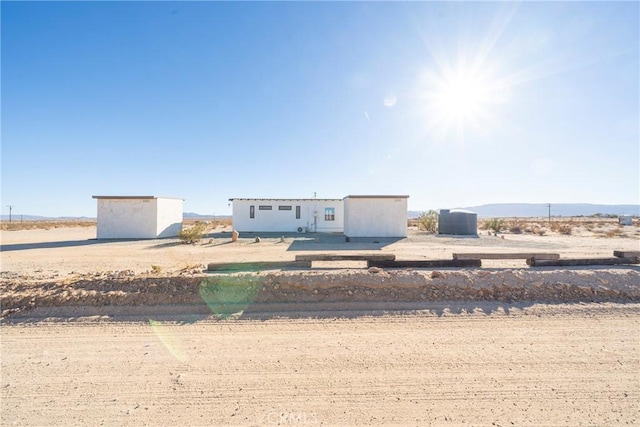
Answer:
479 216 637 238
183 218 232 229
480 218 504 234
178 221 208 244
0 220 96 231
416 210 438 233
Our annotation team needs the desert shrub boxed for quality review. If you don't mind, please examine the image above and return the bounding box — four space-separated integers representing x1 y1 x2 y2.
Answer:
481 218 503 233
604 228 623 238
549 221 573 235
417 210 438 233
178 221 208 244
150 265 162 274
533 226 547 236
508 218 523 234
557 224 573 235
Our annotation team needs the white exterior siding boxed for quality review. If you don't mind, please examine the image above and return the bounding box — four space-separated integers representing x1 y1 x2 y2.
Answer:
343 195 409 238
94 196 183 239
155 197 185 237
230 199 343 233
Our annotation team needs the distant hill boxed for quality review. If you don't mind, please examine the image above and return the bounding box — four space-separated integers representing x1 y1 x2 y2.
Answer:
183 212 232 220
0 215 96 221
1 213 231 221
409 203 639 218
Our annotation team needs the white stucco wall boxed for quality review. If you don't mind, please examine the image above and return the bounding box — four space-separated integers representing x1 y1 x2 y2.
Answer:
155 198 184 237
230 199 344 233
343 196 408 237
94 197 183 239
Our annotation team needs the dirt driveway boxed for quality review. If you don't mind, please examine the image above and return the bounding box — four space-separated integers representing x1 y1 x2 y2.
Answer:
2 303 639 426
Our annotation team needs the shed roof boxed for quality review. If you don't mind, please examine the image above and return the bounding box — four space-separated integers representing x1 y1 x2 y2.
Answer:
92 196 184 200
228 198 342 202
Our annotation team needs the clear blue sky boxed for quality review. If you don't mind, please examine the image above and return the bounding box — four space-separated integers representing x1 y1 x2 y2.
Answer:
2 1 638 217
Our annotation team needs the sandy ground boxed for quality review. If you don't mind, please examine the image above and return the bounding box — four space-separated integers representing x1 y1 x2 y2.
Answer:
1 225 639 277
1 226 639 425
2 303 639 426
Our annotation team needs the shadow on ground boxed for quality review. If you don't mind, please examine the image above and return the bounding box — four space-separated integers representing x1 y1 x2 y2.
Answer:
9 299 636 325
287 234 404 251
0 239 141 252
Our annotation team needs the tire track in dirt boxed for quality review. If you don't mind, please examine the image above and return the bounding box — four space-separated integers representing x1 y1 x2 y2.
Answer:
2 304 638 426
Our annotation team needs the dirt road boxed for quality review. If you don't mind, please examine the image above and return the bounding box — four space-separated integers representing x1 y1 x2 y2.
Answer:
2 303 638 426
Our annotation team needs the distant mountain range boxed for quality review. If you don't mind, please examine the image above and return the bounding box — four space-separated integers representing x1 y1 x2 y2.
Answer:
0 212 232 221
0 214 96 221
408 203 639 218
183 212 232 220
2 205 637 221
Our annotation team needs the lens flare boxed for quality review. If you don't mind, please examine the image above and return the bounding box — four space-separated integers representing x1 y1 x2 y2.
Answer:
199 275 260 319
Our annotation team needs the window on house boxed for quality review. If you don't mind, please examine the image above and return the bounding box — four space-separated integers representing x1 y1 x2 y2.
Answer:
278 205 292 211
250 205 255 219
296 206 301 219
324 207 335 221
259 205 272 210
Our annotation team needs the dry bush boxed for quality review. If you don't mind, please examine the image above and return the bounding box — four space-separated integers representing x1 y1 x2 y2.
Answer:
417 210 438 233
506 218 523 234
530 226 547 236
558 224 573 235
183 218 232 229
549 220 574 235
178 222 208 244
480 218 504 233
604 228 623 238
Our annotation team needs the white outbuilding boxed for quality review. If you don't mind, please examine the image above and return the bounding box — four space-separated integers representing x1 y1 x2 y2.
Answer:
343 195 409 238
228 198 344 233
92 196 184 239
619 215 633 226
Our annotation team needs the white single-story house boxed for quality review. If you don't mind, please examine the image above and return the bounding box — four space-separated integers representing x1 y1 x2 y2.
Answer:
229 194 409 237
343 195 409 238
93 196 183 239
228 198 344 233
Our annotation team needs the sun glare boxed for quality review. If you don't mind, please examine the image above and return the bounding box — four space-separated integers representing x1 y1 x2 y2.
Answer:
416 5 519 141
436 75 487 121
424 67 502 137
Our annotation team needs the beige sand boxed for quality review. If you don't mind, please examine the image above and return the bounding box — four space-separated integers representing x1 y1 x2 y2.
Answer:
1 225 639 425
2 303 638 426
1 225 639 277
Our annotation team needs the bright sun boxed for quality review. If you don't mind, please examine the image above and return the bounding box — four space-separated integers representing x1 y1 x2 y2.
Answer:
422 65 508 138
437 77 486 120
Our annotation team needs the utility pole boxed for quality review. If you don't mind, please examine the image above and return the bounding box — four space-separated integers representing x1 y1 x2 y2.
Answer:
547 203 551 225
6 205 13 223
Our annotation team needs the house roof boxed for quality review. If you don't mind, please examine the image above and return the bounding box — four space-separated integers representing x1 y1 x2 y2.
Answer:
92 196 184 200
228 198 342 202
